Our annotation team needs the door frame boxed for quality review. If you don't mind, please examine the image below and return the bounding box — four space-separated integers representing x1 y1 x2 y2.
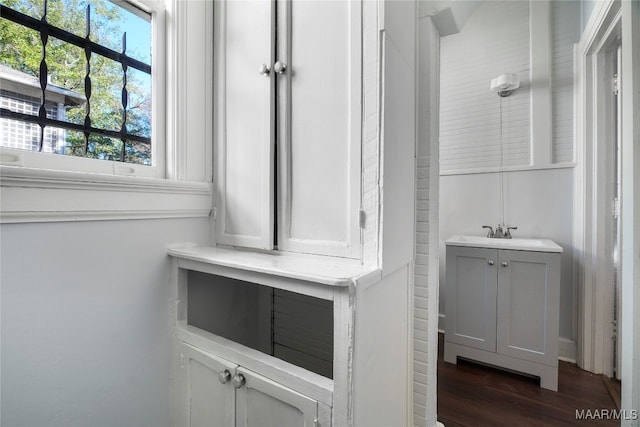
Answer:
564 0 639 421
572 0 621 377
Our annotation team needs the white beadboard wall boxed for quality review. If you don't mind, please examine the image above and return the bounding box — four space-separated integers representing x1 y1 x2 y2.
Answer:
439 1 531 173
414 154 430 427
552 0 580 164
415 13 439 427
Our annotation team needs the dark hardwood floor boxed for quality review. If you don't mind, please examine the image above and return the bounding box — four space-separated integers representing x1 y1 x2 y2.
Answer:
437 334 621 427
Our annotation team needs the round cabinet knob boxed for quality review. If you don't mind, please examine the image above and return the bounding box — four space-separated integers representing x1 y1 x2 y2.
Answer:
274 61 287 75
258 64 270 76
501 261 509 267
218 369 232 384
488 260 495 266
231 373 246 389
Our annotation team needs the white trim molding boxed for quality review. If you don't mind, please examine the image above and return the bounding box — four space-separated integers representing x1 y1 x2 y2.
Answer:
573 0 621 376
620 0 640 422
0 166 212 223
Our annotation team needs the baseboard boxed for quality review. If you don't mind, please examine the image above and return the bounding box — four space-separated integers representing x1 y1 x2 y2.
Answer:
437 314 577 363
558 337 577 363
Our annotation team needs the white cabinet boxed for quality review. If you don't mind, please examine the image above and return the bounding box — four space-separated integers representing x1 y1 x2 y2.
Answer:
174 1 417 425
177 342 330 427
214 0 361 258
169 246 412 427
444 242 562 391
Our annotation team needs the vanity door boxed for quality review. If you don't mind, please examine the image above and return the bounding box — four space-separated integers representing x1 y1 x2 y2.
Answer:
445 246 498 352
496 249 560 365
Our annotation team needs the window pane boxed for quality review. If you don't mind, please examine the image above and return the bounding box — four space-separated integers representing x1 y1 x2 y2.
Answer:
125 141 150 165
126 67 151 139
0 0 44 20
0 20 41 75
101 1 151 64
88 134 122 161
0 0 152 165
47 37 86 126
46 0 87 39
89 54 124 132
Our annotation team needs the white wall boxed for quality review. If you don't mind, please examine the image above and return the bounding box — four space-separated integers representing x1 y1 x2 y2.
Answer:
0 218 210 427
438 0 581 357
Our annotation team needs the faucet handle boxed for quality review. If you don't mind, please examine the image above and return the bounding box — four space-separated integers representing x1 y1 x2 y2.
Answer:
482 225 494 237
505 226 518 238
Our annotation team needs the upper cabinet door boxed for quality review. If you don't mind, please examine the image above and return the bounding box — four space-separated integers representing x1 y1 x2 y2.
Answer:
214 0 275 250
276 0 362 259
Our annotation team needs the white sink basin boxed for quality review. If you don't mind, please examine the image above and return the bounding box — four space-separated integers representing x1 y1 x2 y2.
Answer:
446 234 563 253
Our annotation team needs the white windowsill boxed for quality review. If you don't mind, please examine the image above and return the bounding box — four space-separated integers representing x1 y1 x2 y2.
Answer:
168 244 381 288
0 165 213 223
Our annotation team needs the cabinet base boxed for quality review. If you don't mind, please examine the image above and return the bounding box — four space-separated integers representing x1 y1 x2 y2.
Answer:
444 341 558 391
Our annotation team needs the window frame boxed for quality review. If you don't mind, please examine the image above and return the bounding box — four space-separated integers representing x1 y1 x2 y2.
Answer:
0 0 166 179
0 0 215 224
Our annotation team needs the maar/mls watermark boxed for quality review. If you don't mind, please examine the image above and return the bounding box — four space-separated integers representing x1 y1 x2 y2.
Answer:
576 409 638 421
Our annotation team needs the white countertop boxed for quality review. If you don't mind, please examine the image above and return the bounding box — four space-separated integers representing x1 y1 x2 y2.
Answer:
445 235 563 253
168 244 381 287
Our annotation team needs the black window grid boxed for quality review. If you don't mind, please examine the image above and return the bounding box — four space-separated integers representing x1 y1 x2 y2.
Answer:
0 0 152 162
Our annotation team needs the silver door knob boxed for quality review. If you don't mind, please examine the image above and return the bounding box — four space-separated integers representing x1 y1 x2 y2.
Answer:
258 64 270 76
274 61 287 75
488 260 495 266
218 369 232 384
231 373 246 389
501 261 509 267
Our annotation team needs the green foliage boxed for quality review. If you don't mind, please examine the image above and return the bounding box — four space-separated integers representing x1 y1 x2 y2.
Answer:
0 0 151 164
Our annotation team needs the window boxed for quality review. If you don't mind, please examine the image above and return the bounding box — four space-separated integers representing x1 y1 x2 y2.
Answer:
0 0 165 177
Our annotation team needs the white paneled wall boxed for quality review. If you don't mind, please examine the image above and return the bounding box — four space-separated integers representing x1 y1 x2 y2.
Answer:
552 0 581 164
440 1 531 173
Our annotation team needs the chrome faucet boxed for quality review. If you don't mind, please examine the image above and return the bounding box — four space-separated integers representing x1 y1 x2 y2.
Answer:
482 224 517 239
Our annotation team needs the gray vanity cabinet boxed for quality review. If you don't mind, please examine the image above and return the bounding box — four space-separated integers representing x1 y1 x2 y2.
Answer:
444 244 561 391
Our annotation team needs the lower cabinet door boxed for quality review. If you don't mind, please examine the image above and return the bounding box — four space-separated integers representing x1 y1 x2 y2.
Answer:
235 367 321 427
178 342 237 427
445 246 498 352
496 249 560 366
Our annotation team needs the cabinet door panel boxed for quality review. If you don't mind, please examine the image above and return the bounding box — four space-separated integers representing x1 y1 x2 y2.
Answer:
236 367 318 427
445 246 498 352
178 342 237 427
214 0 274 250
277 0 361 258
497 250 560 365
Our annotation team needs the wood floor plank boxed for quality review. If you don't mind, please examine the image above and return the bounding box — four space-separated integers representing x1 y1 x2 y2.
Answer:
437 334 620 426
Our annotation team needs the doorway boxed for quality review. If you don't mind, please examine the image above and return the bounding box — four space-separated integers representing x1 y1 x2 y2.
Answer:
415 0 639 425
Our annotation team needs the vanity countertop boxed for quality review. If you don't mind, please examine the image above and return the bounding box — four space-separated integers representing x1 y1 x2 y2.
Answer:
446 235 563 253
